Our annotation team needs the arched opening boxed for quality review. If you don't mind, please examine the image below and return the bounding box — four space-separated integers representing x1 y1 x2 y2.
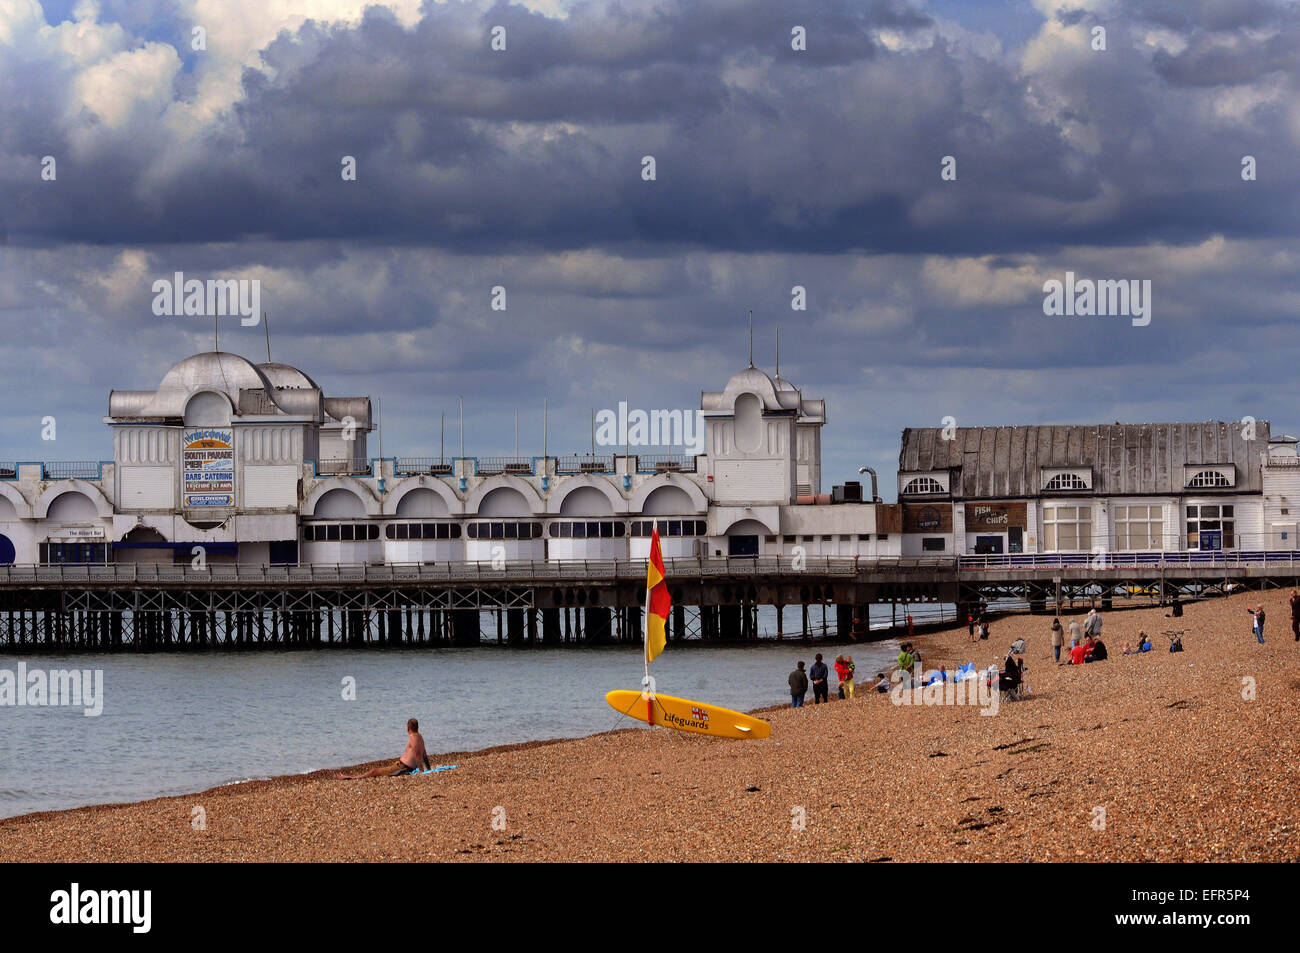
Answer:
314 488 366 519
46 491 99 522
641 485 694 516
558 486 613 517
0 497 17 521
395 487 450 518
477 487 531 517
184 390 233 427
734 393 763 453
115 526 171 565
0 534 14 565
725 517 769 558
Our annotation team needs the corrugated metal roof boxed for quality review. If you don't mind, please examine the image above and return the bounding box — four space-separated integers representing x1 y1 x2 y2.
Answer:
899 421 1271 498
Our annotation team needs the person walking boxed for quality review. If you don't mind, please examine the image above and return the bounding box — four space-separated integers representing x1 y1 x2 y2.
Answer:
1247 605 1266 644
1068 617 1083 652
809 653 830 705
789 661 809 708
1050 617 1064 663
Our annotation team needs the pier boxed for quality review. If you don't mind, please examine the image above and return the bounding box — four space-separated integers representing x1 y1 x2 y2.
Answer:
3 552 1299 652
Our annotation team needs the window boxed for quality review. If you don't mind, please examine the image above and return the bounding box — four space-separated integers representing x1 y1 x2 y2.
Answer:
1042 505 1091 551
1188 470 1231 488
877 534 888 540
921 537 945 551
902 477 944 495
857 534 870 541
783 535 796 543
41 542 109 564
1113 505 1164 550
1186 504 1234 549
1044 473 1089 491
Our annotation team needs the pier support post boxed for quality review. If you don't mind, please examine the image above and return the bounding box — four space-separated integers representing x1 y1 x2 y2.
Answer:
451 609 479 647
584 607 611 644
836 604 854 640
507 609 525 646
541 608 561 645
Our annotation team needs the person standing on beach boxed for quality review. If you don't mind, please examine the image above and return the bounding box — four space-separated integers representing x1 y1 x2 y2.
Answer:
1084 608 1102 641
1068 617 1082 653
1290 590 1300 641
1050 618 1064 663
789 661 809 708
335 718 430 779
809 653 830 705
842 654 856 698
1247 605 1266 644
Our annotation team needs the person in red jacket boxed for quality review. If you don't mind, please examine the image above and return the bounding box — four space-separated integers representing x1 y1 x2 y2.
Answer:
1069 642 1088 665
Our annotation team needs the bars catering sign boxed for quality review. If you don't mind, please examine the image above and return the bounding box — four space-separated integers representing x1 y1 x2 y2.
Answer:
182 429 234 507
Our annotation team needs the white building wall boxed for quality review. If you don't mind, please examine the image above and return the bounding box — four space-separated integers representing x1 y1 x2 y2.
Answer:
382 540 463 563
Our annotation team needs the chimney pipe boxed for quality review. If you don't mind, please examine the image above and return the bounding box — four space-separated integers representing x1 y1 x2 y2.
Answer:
857 466 882 503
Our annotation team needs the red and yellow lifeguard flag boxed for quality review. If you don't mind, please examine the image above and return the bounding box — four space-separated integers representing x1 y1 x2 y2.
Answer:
645 526 671 663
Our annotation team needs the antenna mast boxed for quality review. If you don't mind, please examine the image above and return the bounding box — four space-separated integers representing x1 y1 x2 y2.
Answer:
748 310 754 368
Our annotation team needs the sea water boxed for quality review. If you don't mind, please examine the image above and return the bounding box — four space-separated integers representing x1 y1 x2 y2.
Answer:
0 639 904 818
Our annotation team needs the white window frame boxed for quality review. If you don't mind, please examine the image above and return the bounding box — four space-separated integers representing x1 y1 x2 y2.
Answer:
1183 464 1234 489
1112 503 1165 551
1185 501 1236 550
1041 503 1093 552
900 472 948 495
1041 467 1092 492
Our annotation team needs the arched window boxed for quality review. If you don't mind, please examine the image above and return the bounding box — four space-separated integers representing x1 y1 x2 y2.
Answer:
902 477 944 495
1043 473 1088 491
1187 470 1231 488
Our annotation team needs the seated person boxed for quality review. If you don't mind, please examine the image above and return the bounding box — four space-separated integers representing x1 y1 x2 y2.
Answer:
1086 637 1108 661
998 653 1022 693
874 672 892 693
1069 641 1088 665
335 718 430 779
1009 637 1027 655
1169 633 1184 653
1122 643 1134 655
1138 634 1152 652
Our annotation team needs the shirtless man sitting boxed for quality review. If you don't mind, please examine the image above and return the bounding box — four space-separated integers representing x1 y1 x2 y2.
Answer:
336 718 430 779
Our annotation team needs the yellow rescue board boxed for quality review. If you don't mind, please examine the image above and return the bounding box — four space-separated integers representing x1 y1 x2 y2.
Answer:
605 690 771 740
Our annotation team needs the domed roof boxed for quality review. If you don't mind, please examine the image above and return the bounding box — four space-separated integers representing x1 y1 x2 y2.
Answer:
156 352 271 399
257 361 319 390
702 365 789 413
108 352 274 419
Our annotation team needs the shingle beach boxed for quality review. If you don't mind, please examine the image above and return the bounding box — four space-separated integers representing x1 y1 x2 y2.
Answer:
3 587 1298 862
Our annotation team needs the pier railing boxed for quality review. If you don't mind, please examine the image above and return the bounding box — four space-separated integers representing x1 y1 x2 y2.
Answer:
555 454 614 474
315 458 372 476
958 550 1300 571
394 457 454 475
0 555 953 586
475 456 534 475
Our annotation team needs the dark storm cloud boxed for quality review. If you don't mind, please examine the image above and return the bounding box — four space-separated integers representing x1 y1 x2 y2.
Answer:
6 0 1297 255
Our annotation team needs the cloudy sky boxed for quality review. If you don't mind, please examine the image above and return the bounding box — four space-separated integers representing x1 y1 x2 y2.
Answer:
2 0 1298 493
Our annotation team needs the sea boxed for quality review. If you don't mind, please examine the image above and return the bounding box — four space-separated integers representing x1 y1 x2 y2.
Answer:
0 636 915 819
